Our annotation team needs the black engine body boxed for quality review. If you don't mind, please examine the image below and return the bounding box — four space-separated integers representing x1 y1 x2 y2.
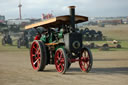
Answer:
64 32 82 53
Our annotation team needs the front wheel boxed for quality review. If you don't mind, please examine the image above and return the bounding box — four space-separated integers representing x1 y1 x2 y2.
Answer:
79 47 93 72
54 48 68 74
30 40 47 71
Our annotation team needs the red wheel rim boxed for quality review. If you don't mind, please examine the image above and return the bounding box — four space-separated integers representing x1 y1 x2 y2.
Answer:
30 41 41 70
79 50 90 71
54 50 65 72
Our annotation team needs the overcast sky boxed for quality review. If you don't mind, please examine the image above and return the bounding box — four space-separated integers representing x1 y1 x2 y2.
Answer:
0 0 128 19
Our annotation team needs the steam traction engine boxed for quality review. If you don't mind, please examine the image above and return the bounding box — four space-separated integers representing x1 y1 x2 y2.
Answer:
25 6 93 74
17 31 29 48
2 31 12 45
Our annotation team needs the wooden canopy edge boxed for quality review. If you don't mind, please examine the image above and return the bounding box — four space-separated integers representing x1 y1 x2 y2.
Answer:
25 18 56 29
25 15 88 30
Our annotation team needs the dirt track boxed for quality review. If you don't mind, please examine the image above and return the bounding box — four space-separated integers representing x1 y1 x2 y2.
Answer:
0 48 128 85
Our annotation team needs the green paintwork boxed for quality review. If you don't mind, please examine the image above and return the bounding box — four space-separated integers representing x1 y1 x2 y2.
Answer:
40 30 63 43
40 35 46 43
49 33 53 43
55 45 64 51
40 30 65 58
58 31 63 39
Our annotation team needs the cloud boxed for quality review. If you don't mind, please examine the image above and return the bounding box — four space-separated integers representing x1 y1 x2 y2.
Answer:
0 0 128 19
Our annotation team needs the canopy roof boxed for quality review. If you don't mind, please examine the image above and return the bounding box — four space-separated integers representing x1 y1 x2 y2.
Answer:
25 15 88 29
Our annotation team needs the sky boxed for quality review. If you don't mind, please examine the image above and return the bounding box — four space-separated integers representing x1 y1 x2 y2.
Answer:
0 0 128 19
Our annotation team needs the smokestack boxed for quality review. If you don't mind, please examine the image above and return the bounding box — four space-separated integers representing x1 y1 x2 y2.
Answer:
68 6 75 32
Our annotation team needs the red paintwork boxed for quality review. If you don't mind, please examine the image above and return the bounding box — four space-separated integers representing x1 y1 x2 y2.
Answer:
34 34 41 40
79 50 90 71
30 41 41 70
54 49 65 72
69 58 79 63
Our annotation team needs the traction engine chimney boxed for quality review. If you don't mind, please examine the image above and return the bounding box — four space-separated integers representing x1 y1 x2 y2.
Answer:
68 6 76 32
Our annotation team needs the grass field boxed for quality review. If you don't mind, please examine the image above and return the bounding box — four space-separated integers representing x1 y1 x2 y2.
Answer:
82 24 128 51
86 24 128 41
83 40 128 52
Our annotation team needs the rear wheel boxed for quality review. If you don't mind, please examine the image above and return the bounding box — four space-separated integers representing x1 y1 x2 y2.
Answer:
54 48 68 74
30 40 47 71
79 47 93 72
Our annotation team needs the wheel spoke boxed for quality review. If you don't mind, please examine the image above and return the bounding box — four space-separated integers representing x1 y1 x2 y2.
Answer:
82 61 85 66
37 52 40 58
35 56 40 60
33 45 37 51
33 58 39 65
58 64 61 68
86 57 89 62
60 51 63 58
82 65 85 69
32 54 35 57
60 58 64 63
56 52 60 59
37 60 40 68
85 51 88 57
35 57 38 60
38 58 40 64
57 64 61 71
36 49 40 54
86 63 89 68
60 64 64 71
81 56 84 60
55 56 59 61
55 60 58 64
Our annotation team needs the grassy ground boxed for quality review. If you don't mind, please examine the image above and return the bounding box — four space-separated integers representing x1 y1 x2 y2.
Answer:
0 44 28 52
83 40 128 52
86 24 128 41
0 36 29 52
82 24 128 52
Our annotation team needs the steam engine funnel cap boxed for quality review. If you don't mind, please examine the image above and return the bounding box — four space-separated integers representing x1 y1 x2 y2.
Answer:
68 6 76 9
